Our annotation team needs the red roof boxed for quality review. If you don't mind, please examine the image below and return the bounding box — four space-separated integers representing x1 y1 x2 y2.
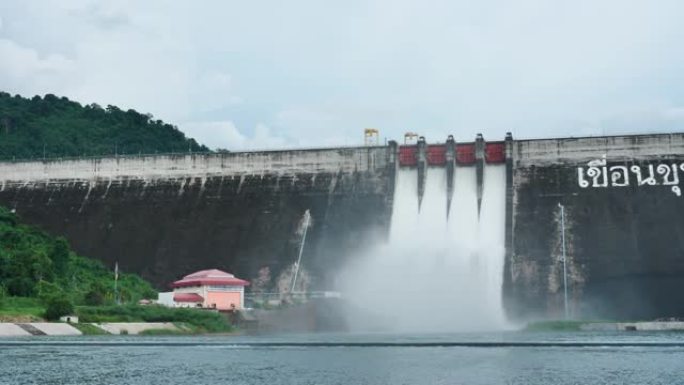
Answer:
171 269 250 288
173 293 204 303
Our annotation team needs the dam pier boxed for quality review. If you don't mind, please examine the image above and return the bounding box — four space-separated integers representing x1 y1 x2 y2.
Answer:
1 133 683 322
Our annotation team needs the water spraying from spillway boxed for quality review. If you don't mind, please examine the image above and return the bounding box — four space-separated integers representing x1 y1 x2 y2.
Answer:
341 165 508 332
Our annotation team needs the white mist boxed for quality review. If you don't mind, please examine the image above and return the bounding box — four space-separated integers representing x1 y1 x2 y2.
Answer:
340 165 508 332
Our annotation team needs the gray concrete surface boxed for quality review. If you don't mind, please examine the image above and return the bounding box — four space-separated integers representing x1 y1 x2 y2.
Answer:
0 146 388 186
0 323 81 336
581 321 684 331
29 323 81 336
93 322 179 335
0 323 32 337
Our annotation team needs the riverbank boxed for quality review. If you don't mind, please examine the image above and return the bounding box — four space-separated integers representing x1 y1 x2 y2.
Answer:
0 297 200 331
526 320 684 332
0 322 187 336
0 301 236 336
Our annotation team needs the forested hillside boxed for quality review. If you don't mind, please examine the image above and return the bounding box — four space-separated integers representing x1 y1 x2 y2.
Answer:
0 206 155 306
0 92 209 160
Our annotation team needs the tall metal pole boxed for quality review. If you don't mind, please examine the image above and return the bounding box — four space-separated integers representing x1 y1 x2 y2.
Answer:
114 261 119 305
559 203 568 319
291 210 311 293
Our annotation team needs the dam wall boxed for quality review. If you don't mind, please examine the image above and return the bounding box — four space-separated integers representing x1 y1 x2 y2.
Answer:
1 133 684 321
0 147 396 289
507 133 684 320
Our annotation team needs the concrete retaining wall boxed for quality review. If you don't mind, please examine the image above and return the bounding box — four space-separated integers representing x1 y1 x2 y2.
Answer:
0 323 81 336
29 323 81 336
0 323 31 337
581 321 684 331
93 322 178 335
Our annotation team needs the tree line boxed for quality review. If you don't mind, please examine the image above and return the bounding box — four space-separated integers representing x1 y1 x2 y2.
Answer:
0 92 210 160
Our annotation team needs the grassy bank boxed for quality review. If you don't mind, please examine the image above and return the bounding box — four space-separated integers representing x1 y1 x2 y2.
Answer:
139 325 192 336
0 298 234 335
71 323 110 335
76 305 233 333
0 297 44 321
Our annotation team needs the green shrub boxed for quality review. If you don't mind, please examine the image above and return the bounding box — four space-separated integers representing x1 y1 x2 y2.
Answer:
76 305 232 333
36 280 64 304
5 276 38 297
83 288 105 306
139 328 186 336
44 297 74 321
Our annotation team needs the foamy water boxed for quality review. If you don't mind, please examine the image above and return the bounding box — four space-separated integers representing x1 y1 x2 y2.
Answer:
342 165 508 332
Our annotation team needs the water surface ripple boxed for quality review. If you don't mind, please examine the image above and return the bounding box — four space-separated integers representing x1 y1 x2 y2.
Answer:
2 332 683 385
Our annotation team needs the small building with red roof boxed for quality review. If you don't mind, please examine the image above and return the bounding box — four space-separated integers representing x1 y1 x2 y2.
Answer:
170 269 249 310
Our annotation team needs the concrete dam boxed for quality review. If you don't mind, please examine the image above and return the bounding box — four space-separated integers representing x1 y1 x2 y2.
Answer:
1 132 683 322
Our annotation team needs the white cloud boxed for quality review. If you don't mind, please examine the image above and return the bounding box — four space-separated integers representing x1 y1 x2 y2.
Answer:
0 38 76 93
597 105 684 135
190 71 242 114
1 0 684 148
663 107 684 121
182 121 292 151
0 2 241 125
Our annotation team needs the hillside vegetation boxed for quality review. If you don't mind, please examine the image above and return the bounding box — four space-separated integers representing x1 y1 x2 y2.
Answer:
0 92 209 160
0 207 233 331
0 206 156 310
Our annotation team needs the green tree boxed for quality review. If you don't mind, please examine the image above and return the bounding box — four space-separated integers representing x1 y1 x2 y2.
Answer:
49 237 70 275
5 276 37 297
0 285 6 309
36 280 64 304
84 282 109 306
44 297 74 321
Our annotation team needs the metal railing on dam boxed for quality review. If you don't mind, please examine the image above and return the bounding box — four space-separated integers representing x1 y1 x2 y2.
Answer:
0 143 391 163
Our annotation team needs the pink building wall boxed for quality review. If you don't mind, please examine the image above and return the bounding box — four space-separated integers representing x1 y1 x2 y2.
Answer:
205 291 242 310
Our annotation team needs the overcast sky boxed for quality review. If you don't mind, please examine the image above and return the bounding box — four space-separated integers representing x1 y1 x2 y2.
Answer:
1 1 683 150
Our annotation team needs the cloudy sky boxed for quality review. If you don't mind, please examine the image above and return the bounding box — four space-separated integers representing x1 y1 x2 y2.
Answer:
1 1 683 150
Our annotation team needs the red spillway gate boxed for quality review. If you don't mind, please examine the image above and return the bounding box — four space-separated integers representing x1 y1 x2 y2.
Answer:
398 145 447 166
456 144 475 165
485 142 505 163
398 140 506 166
398 145 417 166
426 145 446 166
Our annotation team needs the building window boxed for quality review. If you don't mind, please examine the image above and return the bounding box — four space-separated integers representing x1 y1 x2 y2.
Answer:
207 285 241 292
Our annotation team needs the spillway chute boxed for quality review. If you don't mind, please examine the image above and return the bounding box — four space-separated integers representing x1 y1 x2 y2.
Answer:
341 134 511 332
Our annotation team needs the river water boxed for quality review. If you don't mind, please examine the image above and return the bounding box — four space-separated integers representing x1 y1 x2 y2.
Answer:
2 332 684 385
